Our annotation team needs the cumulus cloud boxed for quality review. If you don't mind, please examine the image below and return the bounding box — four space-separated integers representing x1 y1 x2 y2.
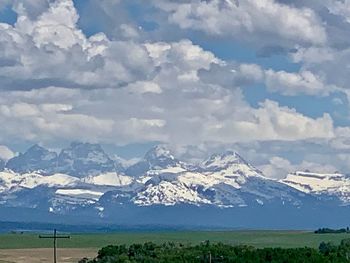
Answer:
1 0 350 179
0 0 337 146
271 1 350 96
15 0 85 49
199 63 264 88
200 62 337 97
259 156 338 179
153 0 327 47
0 0 154 90
238 100 334 141
264 69 335 96
0 101 114 142
291 46 350 95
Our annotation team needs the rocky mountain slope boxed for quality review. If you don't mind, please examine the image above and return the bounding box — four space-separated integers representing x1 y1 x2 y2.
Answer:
0 143 348 227
5 142 123 177
6 145 57 174
115 147 308 208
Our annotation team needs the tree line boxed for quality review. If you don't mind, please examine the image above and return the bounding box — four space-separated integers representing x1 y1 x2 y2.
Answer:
315 228 350 234
80 239 350 263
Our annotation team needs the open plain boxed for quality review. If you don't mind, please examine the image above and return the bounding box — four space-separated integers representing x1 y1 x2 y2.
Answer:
0 231 350 262
0 248 97 263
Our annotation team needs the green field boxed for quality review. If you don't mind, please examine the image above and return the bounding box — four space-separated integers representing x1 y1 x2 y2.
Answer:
0 231 350 249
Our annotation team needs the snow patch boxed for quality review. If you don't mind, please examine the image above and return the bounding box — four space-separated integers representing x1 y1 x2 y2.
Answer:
84 172 133 186
55 189 104 201
281 171 350 203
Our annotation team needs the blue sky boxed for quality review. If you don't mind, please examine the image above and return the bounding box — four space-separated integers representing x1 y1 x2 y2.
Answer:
0 4 17 24
1 0 350 178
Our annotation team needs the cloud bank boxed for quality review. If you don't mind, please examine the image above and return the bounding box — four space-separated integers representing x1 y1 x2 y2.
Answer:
1 0 350 178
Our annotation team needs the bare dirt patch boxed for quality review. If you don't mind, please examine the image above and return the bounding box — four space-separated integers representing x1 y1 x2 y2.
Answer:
0 248 97 263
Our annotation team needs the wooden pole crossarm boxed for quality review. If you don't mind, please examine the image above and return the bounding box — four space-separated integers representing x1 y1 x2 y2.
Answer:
39 235 71 239
38 229 71 263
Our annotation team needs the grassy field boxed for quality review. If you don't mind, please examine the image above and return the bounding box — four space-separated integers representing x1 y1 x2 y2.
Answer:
0 248 97 263
0 231 350 249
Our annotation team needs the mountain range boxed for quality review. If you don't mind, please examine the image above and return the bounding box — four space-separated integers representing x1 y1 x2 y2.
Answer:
0 142 349 229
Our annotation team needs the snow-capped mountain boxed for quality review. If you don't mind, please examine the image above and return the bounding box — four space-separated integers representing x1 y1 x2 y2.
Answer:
125 145 185 177
0 169 133 212
55 142 122 177
3 142 124 177
0 144 307 211
281 171 350 204
201 151 251 172
120 150 307 208
0 142 349 227
6 145 57 174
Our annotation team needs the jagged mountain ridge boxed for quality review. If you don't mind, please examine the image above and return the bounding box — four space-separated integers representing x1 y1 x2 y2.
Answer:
55 142 121 177
0 143 348 223
4 142 124 177
6 144 58 174
124 145 186 177
118 149 308 208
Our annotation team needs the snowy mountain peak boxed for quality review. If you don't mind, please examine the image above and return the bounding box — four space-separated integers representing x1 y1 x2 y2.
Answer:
5 145 57 174
125 145 183 177
202 150 249 171
145 145 175 160
144 145 181 168
4 142 124 177
25 144 55 158
2 143 348 218
65 142 106 156
56 142 119 177
27 144 45 152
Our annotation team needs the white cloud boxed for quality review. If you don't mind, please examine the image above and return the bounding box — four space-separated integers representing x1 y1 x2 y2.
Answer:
154 0 327 46
0 97 115 142
127 81 162 94
327 0 350 23
0 145 14 160
259 156 338 179
15 0 84 49
0 77 336 146
239 64 264 82
0 0 337 146
264 69 334 96
235 100 334 141
290 46 350 96
292 47 334 64
120 24 140 39
0 0 154 90
1 0 349 179
329 127 350 150
200 61 336 97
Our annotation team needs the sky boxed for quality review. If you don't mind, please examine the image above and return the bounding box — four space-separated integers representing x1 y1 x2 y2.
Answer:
1 0 350 178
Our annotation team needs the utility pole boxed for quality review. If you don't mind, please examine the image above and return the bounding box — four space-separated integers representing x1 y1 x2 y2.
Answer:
39 229 70 263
